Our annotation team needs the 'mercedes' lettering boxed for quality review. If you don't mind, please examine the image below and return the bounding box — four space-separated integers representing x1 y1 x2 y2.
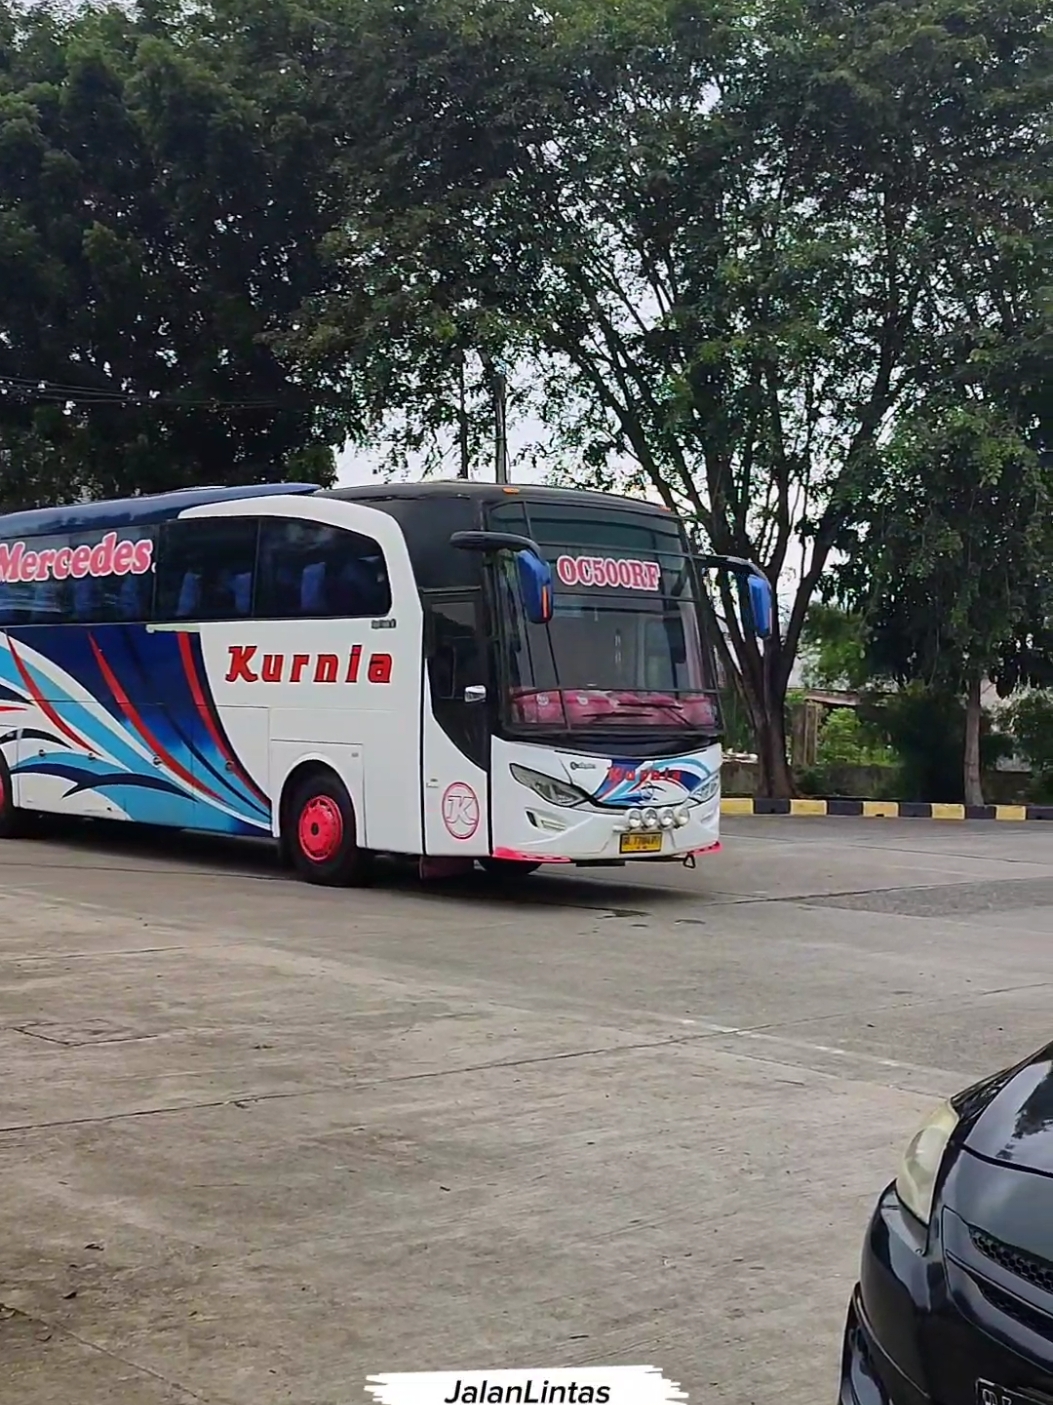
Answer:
0 532 154 585
224 647 394 687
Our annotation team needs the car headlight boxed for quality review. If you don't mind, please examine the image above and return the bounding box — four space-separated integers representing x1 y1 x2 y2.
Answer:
895 1100 960 1225
510 764 590 808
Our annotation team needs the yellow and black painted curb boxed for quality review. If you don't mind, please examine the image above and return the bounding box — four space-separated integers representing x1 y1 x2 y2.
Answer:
721 797 1053 822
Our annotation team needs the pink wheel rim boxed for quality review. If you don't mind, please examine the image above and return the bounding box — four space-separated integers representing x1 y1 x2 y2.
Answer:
298 796 344 863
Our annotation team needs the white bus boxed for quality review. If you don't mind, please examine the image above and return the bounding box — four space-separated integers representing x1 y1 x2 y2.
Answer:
0 480 771 884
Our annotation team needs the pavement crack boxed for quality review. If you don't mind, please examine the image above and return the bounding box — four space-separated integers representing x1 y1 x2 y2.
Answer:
0 1001 992 1135
0 1298 219 1403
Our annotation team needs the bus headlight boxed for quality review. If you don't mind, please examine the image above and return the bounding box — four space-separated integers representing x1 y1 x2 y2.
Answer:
627 810 645 830
510 765 590 809
642 808 660 830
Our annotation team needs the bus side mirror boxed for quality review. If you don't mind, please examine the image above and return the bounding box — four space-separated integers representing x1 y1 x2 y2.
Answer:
449 531 554 626
516 550 554 626
741 573 772 640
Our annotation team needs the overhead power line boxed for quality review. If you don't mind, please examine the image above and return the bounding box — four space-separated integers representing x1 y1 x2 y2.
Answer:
0 373 309 412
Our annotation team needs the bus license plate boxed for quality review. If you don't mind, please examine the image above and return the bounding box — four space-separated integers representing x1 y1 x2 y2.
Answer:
620 833 662 854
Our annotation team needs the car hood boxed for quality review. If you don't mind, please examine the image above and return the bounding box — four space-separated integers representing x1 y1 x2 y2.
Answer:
960 1046 1053 1174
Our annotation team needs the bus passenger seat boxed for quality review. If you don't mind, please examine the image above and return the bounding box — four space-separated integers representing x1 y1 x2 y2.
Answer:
118 575 143 620
333 560 377 616
301 562 327 615
176 573 201 619
232 571 252 616
72 579 97 622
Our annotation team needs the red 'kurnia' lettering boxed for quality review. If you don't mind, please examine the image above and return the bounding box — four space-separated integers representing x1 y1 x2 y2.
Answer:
556 554 661 592
0 533 153 585
225 646 393 686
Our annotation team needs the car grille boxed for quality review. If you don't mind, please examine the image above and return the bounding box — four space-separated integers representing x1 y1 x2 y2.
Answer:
976 1277 1053 1340
972 1228 1053 1298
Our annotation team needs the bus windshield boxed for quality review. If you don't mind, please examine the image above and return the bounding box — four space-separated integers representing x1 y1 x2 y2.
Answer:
488 501 720 735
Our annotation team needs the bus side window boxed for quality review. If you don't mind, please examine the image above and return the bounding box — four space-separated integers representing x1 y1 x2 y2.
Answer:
426 595 483 701
256 519 392 620
0 532 71 626
72 578 98 622
154 518 260 622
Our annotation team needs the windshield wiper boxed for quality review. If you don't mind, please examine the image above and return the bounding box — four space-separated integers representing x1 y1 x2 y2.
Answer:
587 704 690 724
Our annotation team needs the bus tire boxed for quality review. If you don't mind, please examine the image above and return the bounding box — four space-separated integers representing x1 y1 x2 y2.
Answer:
0 753 32 840
480 857 541 879
287 772 372 887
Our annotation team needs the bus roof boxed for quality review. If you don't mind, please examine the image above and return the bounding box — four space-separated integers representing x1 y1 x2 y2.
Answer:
0 478 674 540
0 482 319 537
323 480 674 515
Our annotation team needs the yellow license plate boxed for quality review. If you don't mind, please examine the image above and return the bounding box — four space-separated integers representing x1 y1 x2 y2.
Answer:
620 832 663 854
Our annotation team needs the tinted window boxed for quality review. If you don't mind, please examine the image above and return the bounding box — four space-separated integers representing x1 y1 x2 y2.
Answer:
256 519 391 619
0 529 156 626
427 595 485 700
376 497 480 589
67 528 157 623
155 518 259 622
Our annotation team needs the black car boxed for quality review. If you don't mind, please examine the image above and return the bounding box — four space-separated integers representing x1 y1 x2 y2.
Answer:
842 1044 1053 1405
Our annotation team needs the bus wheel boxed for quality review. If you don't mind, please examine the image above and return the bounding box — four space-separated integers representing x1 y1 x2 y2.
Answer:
480 857 541 879
0 753 31 840
288 773 372 887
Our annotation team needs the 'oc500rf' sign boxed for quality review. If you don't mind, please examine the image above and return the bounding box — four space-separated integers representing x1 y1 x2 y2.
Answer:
556 555 661 592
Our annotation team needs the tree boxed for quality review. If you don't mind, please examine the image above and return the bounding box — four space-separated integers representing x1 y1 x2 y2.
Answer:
832 401 1053 805
286 0 1053 794
1005 691 1053 800
799 604 871 691
0 0 343 506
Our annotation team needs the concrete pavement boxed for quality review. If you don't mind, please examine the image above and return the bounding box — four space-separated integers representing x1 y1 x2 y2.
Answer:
2 817 1052 1404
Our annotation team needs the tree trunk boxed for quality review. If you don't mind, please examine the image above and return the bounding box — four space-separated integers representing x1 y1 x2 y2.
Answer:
702 584 794 798
756 703 794 797
963 674 984 807
754 647 794 798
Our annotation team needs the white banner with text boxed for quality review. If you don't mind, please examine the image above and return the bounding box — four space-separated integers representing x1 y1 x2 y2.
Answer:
364 1367 688 1405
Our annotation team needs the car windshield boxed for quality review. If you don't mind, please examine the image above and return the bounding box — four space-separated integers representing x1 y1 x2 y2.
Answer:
489 501 720 734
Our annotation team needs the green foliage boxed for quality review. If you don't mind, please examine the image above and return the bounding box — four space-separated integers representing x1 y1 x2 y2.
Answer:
800 605 871 691
859 686 1012 804
0 0 342 503
833 403 1053 699
814 709 894 770
1005 691 1053 800
719 685 756 755
794 707 894 798
282 0 1053 792
1007 692 1053 774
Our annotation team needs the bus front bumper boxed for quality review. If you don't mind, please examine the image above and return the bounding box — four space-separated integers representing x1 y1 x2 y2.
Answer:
491 797 722 864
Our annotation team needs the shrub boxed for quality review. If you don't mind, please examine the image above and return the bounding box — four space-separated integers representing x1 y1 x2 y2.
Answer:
859 685 1012 802
1004 692 1053 801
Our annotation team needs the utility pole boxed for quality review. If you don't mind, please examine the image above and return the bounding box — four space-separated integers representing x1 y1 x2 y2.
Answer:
480 352 510 484
456 346 469 480
493 365 508 485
